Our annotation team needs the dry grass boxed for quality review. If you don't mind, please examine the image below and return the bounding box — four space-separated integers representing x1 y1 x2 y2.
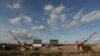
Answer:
0 45 100 56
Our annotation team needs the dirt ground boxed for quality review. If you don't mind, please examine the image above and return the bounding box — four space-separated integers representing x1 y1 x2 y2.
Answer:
0 45 100 56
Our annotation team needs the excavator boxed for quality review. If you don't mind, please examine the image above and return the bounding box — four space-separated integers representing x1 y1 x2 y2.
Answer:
9 30 27 51
75 32 96 52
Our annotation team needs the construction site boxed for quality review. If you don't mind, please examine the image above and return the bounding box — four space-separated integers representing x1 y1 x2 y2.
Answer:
0 0 100 56
0 31 100 56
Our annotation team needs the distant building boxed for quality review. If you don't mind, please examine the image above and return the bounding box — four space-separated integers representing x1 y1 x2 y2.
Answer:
50 39 58 46
33 39 42 47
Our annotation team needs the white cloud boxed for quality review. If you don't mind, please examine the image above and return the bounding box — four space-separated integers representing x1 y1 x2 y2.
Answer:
65 10 100 28
60 14 66 22
47 13 58 30
10 30 37 40
44 4 54 12
64 9 83 28
9 15 32 25
73 8 84 20
64 20 79 28
81 11 100 23
44 4 100 30
9 17 21 25
44 4 66 30
31 25 46 31
55 5 65 13
7 2 21 10
60 14 67 25
21 15 32 23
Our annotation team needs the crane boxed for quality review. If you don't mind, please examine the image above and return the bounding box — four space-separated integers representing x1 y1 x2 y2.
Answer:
8 30 26 50
81 32 96 44
75 32 96 51
9 30 21 44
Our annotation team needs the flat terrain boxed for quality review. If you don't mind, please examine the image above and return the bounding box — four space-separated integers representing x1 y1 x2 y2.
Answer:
0 45 100 56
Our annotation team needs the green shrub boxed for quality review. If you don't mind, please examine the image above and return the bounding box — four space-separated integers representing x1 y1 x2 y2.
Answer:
82 45 94 52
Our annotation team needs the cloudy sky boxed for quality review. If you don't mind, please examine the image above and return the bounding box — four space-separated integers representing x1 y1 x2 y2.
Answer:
0 0 100 44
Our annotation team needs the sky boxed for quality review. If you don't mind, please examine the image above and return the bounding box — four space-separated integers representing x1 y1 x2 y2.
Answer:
0 0 100 44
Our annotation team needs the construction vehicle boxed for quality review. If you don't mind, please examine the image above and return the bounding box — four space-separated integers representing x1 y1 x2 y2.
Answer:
9 30 27 51
0 43 11 50
75 32 96 52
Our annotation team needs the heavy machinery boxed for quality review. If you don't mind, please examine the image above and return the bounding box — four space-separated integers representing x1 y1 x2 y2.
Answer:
75 32 96 52
0 43 12 50
9 30 27 51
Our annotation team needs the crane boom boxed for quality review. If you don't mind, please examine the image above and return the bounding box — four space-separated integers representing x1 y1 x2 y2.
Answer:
81 32 96 43
9 30 20 44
